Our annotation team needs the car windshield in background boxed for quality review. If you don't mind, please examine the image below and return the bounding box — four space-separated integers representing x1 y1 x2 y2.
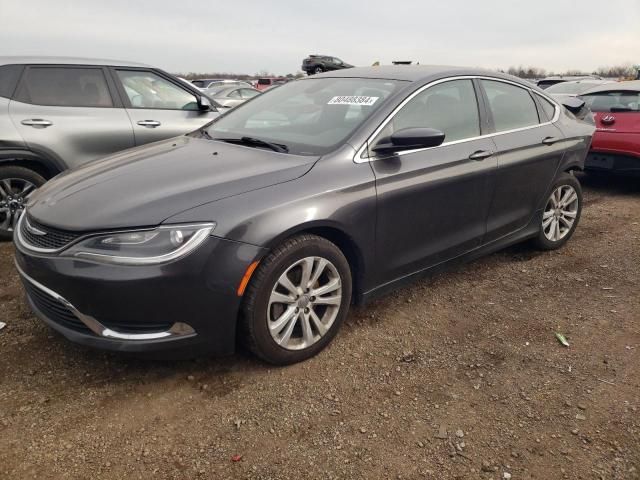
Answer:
581 91 640 112
546 82 603 95
203 78 405 155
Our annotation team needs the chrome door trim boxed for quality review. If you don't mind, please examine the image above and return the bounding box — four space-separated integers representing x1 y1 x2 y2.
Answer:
353 75 561 163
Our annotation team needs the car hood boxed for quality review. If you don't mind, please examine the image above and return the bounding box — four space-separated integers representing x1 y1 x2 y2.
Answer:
27 136 318 231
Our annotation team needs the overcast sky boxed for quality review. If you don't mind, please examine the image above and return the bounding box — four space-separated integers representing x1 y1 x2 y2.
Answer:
1 0 638 75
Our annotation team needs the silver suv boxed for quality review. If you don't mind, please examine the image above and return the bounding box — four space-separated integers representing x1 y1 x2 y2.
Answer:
0 56 220 239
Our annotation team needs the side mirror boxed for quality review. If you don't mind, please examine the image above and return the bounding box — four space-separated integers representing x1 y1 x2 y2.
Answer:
197 95 214 111
372 127 445 155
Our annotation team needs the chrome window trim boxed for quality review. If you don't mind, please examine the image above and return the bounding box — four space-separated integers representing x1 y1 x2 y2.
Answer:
15 260 196 341
353 75 560 163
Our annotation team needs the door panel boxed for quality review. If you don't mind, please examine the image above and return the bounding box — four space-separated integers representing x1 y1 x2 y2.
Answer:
112 68 217 145
484 125 566 242
9 65 135 169
372 139 497 284
9 101 134 170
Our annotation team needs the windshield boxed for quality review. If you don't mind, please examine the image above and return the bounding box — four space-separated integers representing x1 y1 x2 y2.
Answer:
546 82 604 95
580 91 640 112
203 78 404 155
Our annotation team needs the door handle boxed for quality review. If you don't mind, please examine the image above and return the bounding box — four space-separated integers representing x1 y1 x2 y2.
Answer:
137 120 161 128
542 136 560 145
21 119 53 128
468 150 493 161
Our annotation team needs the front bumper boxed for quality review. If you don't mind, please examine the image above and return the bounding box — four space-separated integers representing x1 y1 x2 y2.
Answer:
14 235 266 355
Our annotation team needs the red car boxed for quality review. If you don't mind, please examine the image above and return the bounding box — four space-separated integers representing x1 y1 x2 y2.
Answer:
581 80 640 175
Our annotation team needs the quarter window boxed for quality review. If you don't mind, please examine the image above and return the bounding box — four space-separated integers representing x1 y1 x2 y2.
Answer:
481 80 539 132
14 67 113 107
116 70 199 110
535 94 557 122
375 79 481 145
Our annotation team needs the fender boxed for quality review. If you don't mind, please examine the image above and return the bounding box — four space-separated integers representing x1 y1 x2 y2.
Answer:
0 148 65 178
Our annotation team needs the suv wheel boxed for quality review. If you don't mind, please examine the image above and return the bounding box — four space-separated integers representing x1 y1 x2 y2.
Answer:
314 66 324 75
240 234 352 365
533 173 582 250
0 166 46 240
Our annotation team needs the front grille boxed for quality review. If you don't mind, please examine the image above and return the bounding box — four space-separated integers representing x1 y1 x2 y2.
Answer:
23 280 173 335
23 281 91 333
20 215 82 251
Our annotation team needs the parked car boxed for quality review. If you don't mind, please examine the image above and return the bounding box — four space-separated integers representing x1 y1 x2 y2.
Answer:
207 86 261 109
0 56 220 239
545 79 615 99
14 66 594 364
191 78 223 89
302 55 353 75
580 80 640 175
203 80 253 91
537 75 602 89
254 78 284 91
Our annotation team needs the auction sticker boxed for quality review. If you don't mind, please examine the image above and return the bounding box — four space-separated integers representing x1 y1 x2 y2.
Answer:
328 96 379 106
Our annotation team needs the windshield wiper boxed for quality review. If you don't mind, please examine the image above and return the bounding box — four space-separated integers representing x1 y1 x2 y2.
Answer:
199 127 214 140
215 136 289 153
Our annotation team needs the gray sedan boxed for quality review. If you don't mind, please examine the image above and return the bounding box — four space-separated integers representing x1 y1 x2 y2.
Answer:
14 66 594 365
206 86 261 109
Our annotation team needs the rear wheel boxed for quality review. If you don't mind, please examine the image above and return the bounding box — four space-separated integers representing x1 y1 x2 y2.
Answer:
0 166 46 241
240 234 352 365
532 173 582 250
314 66 324 75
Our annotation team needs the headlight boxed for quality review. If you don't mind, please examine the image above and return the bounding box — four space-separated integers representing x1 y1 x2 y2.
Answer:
62 223 215 265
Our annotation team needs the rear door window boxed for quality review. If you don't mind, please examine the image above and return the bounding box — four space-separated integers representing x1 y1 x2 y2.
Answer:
14 67 113 107
481 80 540 132
0 64 24 98
581 91 640 112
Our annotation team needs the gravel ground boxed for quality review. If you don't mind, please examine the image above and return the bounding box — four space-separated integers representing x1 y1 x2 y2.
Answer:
0 173 638 480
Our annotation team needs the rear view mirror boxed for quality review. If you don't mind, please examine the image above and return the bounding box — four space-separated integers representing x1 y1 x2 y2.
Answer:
372 127 445 155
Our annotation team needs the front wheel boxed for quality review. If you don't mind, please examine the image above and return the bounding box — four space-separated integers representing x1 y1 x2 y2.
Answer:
532 173 582 250
240 234 352 365
314 66 324 75
0 166 46 241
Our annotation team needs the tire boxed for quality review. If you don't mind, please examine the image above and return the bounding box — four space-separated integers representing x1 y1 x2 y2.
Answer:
240 234 352 365
532 172 582 250
0 166 46 241
314 66 324 75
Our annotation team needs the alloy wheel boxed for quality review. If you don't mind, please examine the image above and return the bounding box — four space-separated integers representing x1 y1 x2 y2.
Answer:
268 256 342 351
0 178 36 233
542 185 579 242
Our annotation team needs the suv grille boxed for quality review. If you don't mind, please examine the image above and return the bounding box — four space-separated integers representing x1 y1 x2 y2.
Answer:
20 215 82 251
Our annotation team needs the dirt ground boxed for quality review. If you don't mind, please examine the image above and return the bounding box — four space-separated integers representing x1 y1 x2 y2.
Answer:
0 173 638 480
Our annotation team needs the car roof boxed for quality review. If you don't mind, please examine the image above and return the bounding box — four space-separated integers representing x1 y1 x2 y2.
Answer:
0 55 151 68
581 80 640 94
307 65 534 86
539 75 601 81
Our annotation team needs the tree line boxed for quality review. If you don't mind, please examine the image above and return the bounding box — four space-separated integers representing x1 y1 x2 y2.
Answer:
501 65 639 79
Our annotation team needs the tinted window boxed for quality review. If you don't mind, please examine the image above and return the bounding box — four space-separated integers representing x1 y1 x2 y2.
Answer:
257 79 271 86
536 94 557 122
14 67 113 107
376 79 480 144
205 78 403 155
116 70 199 110
482 80 539 132
0 64 23 98
581 91 640 112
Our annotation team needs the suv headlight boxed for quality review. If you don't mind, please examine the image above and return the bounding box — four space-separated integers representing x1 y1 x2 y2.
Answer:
62 223 215 265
